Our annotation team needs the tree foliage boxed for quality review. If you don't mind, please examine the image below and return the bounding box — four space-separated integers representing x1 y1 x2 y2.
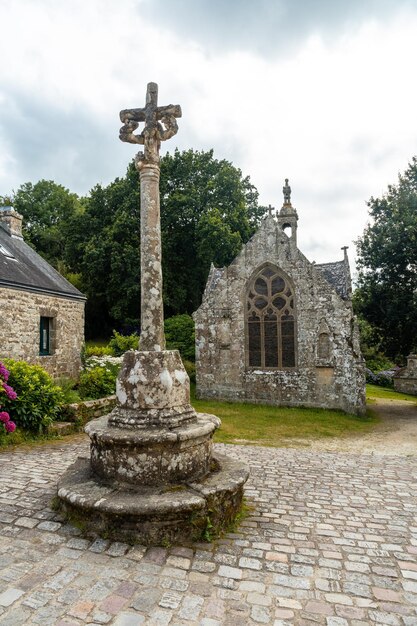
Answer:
12 180 82 269
355 157 417 361
6 150 264 336
65 164 141 336
159 149 263 314
64 149 265 335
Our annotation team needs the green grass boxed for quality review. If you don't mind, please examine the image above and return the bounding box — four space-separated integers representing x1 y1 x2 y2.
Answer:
366 384 417 402
190 386 378 446
0 429 61 450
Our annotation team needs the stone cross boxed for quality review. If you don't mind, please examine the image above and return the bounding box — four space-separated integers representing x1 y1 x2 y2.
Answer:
119 83 182 351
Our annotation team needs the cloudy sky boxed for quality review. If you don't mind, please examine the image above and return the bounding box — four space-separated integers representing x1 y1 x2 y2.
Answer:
1 0 417 267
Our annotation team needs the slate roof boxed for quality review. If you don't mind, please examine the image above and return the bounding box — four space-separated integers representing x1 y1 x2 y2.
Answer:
0 224 85 301
315 260 350 300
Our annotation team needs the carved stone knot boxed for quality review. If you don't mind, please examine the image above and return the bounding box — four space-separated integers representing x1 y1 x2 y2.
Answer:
119 82 181 167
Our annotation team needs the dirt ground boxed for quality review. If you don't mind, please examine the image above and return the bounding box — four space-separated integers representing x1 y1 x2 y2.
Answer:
293 398 417 456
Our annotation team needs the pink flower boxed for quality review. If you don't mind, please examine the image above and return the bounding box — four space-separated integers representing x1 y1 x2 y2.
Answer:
5 421 16 433
0 411 10 422
2 384 17 400
0 363 9 382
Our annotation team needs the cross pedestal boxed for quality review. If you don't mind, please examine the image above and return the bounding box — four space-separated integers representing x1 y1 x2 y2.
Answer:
57 83 248 545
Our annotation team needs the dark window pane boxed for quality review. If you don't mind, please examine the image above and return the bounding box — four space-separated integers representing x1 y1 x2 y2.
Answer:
248 315 261 366
249 351 261 367
271 276 285 294
272 296 286 310
39 317 51 356
255 298 268 310
264 320 278 367
281 318 295 367
254 277 268 295
261 267 275 278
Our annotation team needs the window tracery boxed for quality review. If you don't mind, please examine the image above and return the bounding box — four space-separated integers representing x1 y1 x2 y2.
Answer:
247 266 296 368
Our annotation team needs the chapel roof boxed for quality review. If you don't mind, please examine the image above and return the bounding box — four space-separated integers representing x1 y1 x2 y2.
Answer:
0 223 86 301
315 260 350 300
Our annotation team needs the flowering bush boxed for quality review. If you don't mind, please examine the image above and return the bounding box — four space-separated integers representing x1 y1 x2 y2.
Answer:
2 359 64 432
72 354 121 400
0 361 17 434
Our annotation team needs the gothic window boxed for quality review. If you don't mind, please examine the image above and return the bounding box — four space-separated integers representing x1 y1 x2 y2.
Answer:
247 266 296 368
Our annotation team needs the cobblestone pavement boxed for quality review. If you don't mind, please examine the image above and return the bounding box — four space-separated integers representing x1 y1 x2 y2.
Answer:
0 438 417 625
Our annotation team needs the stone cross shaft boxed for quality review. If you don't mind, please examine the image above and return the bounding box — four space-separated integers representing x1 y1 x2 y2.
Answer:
119 83 182 351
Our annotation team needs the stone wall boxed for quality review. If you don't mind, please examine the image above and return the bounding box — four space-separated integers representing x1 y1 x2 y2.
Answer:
0 286 84 379
194 214 365 415
394 355 417 396
61 395 117 424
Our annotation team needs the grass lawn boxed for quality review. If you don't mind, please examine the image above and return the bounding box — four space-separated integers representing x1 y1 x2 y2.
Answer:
366 384 417 403
190 385 378 446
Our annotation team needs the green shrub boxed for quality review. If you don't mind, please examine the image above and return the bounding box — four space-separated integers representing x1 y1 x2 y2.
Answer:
183 360 196 384
2 359 64 432
364 349 395 373
165 314 195 361
78 365 118 399
56 377 81 404
85 345 115 357
108 330 139 356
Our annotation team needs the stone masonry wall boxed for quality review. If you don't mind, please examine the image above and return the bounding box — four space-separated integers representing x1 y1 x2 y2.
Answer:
0 286 84 379
195 214 365 415
394 355 417 396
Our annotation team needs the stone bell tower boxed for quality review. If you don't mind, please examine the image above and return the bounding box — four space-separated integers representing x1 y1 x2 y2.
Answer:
277 178 298 246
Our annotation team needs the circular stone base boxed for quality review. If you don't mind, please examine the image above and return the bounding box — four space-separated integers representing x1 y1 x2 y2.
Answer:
57 453 249 545
86 413 220 486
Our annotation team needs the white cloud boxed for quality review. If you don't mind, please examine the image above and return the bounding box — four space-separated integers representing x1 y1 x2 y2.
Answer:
0 0 416 267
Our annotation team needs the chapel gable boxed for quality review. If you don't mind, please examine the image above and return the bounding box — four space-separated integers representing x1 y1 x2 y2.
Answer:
194 180 365 415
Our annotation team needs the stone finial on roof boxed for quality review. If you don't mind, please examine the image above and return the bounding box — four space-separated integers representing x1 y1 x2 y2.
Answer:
283 178 291 206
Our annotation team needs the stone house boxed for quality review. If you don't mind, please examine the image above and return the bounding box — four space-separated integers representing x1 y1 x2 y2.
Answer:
394 355 417 395
194 183 365 415
0 206 86 379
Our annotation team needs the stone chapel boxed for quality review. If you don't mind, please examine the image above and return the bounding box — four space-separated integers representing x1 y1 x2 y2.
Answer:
194 181 366 415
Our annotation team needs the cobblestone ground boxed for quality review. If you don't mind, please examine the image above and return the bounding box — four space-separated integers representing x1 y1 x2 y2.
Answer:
0 438 416 625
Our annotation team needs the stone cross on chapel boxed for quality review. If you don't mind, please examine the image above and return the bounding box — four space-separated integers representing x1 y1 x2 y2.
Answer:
119 83 182 351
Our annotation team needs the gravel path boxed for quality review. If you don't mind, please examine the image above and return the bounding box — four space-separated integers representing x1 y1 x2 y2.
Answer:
296 398 417 456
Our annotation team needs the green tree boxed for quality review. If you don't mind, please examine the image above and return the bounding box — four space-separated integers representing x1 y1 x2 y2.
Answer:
65 164 140 337
160 149 264 313
12 180 82 269
355 157 417 361
67 149 265 335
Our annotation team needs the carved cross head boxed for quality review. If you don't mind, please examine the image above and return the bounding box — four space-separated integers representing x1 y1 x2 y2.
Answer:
119 82 182 167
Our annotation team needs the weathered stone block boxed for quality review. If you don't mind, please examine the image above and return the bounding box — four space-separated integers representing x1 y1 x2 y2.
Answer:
87 413 219 485
57 452 249 545
110 350 196 427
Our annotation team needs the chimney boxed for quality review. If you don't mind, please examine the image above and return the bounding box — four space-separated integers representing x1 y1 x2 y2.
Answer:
0 206 23 239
